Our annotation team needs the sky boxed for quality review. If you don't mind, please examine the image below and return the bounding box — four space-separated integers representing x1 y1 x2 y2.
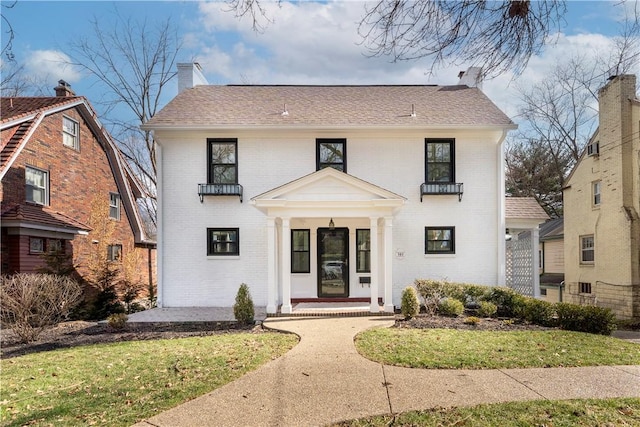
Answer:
2 0 639 123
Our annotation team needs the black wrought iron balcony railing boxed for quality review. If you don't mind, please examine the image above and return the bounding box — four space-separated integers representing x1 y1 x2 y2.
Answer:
198 183 243 203
420 182 464 202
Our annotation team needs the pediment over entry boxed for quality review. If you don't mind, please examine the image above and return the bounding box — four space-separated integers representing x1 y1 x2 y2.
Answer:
251 168 406 216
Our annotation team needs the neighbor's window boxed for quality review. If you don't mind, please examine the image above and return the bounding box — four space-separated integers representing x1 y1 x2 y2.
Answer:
425 227 455 254
107 244 122 262
62 116 79 150
291 229 310 273
317 139 346 172
579 282 592 294
208 139 238 184
356 229 371 273
592 181 601 206
25 166 49 205
48 239 63 253
30 237 45 254
207 228 239 256
425 139 455 183
109 193 121 220
580 235 594 264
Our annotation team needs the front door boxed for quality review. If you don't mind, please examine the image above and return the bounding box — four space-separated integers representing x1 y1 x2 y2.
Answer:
317 227 349 297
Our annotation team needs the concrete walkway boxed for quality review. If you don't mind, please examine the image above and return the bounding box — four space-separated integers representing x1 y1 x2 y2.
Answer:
133 316 640 427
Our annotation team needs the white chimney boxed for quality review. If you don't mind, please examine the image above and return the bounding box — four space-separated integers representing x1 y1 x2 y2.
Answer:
177 63 209 93
457 67 483 89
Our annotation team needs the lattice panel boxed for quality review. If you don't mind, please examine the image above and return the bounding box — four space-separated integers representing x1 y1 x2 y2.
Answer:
506 235 534 296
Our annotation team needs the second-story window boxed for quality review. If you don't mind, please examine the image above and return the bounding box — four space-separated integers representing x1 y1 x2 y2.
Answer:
317 139 346 172
63 116 79 150
592 181 601 207
110 193 121 220
25 166 49 205
425 139 455 183
208 139 237 184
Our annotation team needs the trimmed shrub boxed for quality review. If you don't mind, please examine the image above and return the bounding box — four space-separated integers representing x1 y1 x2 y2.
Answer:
438 298 464 317
464 316 480 326
556 303 617 335
462 284 491 308
400 286 420 319
0 274 82 343
523 298 557 326
484 287 527 318
107 313 128 330
477 301 498 318
415 279 444 316
233 283 255 325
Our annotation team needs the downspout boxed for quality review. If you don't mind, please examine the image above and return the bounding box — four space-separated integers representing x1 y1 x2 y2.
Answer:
497 130 508 286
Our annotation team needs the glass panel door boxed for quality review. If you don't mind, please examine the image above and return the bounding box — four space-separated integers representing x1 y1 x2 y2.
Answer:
317 228 349 297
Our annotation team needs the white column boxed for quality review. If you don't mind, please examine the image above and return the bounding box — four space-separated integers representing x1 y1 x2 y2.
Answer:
383 216 394 313
281 217 293 314
266 217 277 313
497 135 507 286
369 217 379 313
532 226 541 298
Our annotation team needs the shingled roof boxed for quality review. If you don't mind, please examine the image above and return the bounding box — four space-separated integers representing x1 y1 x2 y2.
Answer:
1 204 91 233
143 85 516 129
1 97 85 124
505 197 549 221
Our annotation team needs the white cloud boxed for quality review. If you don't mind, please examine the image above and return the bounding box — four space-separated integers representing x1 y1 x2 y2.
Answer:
24 50 82 87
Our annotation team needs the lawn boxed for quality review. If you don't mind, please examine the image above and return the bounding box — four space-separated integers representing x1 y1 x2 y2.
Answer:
355 328 640 369
333 398 640 426
0 332 298 427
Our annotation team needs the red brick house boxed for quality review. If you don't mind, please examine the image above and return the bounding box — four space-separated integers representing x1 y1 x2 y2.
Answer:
0 81 155 295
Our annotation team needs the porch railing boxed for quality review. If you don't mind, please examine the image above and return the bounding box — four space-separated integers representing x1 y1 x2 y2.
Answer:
198 183 243 203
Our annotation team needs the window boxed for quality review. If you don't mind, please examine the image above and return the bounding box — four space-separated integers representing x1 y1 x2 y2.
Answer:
426 139 455 183
63 116 79 149
425 227 455 254
579 282 592 294
48 239 63 253
30 237 44 254
107 244 122 261
317 139 346 172
208 139 237 184
25 166 49 205
291 229 310 273
207 228 239 256
592 181 601 206
580 235 594 264
356 229 371 273
109 193 121 220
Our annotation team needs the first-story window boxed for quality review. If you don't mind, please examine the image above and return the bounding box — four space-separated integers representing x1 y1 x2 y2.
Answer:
356 229 371 272
107 244 122 262
291 229 310 273
579 282 592 294
48 239 63 253
580 235 594 264
207 228 239 256
425 227 455 254
26 166 49 205
30 237 45 254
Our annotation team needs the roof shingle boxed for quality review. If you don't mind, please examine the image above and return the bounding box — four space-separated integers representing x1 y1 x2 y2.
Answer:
144 85 515 128
505 197 549 220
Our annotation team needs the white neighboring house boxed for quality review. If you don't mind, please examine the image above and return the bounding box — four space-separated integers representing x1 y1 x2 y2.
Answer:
144 64 540 314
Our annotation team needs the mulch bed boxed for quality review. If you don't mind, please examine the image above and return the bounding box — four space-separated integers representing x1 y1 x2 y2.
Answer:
395 314 556 332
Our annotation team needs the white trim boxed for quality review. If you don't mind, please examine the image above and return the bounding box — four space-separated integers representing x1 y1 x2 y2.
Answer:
281 218 292 314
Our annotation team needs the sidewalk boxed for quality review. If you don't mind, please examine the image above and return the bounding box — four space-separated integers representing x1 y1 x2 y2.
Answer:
133 316 640 427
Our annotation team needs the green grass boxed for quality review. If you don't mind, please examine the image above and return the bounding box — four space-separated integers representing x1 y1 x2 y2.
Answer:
333 398 640 426
355 328 640 369
0 332 298 427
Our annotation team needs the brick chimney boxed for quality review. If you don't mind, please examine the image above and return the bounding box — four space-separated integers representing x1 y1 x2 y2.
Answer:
54 80 75 97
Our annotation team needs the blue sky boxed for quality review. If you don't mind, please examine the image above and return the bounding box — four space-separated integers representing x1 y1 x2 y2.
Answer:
2 1 639 119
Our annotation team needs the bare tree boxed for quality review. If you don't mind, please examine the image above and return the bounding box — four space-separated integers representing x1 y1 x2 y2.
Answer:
0 61 50 96
1 0 17 62
358 1 568 79
66 13 182 231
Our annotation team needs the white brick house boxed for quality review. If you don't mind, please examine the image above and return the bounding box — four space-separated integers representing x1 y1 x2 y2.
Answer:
144 65 524 314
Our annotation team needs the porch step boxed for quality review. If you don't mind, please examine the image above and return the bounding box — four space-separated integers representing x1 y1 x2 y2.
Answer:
267 302 396 318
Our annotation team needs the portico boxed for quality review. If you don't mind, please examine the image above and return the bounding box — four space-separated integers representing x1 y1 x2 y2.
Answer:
251 168 405 314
